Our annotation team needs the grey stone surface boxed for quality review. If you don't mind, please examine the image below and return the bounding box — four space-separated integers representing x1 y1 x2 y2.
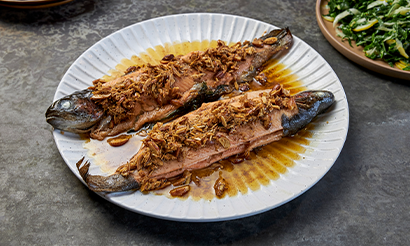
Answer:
0 0 409 245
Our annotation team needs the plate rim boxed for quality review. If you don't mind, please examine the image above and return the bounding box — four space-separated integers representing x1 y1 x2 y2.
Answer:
0 0 60 3
52 12 349 222
0 0 73 8
316 0 410 80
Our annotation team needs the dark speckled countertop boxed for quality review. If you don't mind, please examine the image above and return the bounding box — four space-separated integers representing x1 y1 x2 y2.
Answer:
1 0 409 245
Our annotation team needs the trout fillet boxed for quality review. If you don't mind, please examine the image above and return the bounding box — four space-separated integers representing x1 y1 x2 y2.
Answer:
46 28 293 140
77 86 335 193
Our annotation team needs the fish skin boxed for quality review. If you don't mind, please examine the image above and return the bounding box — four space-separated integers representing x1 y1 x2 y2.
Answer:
46 28 293 139
77 89 335 193
282 90 335 136
87 173 140 193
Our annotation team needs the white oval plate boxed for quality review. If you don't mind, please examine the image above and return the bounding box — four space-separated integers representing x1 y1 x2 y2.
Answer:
52 13 349 222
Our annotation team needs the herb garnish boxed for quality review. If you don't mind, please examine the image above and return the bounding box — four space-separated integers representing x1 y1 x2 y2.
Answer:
323 0 410 70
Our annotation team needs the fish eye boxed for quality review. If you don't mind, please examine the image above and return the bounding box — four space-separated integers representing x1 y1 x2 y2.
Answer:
59 100 72 109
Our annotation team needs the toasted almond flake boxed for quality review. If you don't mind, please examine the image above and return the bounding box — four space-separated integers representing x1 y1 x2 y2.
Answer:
170 185 190 197
263 37 278 45
107 134 132 147
218 137 231 149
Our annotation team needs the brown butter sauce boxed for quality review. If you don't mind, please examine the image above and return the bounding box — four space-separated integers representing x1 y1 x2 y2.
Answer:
96 40 313 201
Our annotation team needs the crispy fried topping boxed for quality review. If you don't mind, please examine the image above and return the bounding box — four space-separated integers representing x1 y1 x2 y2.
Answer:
130 85 295 174
140 177 171 192
252 38 264 48
171 170 192 186
254 72 268 85
90 41 256 124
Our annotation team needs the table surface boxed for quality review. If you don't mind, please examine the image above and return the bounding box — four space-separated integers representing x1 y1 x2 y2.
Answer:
1 0 409 245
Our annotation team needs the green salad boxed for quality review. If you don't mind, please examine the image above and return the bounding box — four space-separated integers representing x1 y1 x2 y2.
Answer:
323 0 410 70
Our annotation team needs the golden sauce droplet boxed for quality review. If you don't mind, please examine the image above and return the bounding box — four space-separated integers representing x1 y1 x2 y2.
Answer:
88 40 312 200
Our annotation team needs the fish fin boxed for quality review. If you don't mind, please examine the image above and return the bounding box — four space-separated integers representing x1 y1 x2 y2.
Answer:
75 156 85 169
75 157 90 181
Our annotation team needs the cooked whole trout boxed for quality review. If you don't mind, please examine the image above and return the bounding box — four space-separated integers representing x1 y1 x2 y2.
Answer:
77 86 335 193
46 28 293 140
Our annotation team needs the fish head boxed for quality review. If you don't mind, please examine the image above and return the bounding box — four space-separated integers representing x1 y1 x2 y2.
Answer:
283 90 335 136
46 89 104 134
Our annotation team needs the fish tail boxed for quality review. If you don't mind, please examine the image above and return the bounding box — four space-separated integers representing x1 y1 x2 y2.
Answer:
260 27 291 41
76 157 140 192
